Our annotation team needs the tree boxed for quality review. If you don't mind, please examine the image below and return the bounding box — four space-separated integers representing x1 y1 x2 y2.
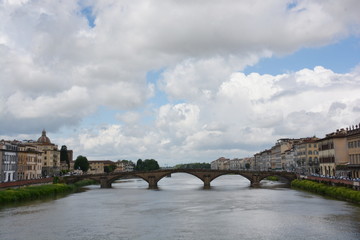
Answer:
104 164 117 173
135 159 143 171
135 159 159 171
74 155 89 173
60 145 70 169
245 163 251 170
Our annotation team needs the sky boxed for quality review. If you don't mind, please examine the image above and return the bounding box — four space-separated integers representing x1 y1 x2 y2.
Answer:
1 0 360 166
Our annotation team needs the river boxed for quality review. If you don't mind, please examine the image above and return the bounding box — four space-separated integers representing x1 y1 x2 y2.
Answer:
1 173 359 240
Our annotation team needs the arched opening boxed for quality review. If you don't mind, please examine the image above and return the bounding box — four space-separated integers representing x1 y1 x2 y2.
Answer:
211 174 251 189
157 172 203 190
258 175 292 188
110 174 148 189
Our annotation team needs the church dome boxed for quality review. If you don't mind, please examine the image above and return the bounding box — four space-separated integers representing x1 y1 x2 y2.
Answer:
37 130 51 144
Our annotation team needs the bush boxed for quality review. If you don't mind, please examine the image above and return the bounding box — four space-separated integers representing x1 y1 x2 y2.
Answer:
265 176 279 181
291 179 360 204
0 180 97 205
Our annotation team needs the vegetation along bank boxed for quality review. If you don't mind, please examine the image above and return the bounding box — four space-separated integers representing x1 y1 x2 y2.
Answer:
0 179 96 205
291 179 360 204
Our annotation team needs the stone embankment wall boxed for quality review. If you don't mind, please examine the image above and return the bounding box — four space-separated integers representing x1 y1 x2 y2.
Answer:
0 178 53 189
303 176 360 191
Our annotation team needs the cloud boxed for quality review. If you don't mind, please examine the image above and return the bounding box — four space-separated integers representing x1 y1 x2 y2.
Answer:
1 1 360 164
61 66 360 164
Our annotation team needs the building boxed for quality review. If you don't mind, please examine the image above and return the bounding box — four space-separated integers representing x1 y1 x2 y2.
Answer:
293 137 319 175
28 130 61 177
284 148 296 172
0 140 19 182
37 130 61 177
229 158 242 170
346 124 360 178
17 144 42 180
88 160 115 174
318 129 349 177
257 149 271 171
270 139 298 170
211 157 230 170
115 160 135 172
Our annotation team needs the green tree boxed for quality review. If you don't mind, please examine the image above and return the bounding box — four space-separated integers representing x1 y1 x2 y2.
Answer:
245 163 251 170
175 162 211 169
135 159 159 171
60 145 70 169
74 155 90 173
135 159 143 171
104 164 117 173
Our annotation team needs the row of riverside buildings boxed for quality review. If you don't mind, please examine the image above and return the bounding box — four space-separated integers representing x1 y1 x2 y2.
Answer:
0 130 72 182
0 130 135 183
211 123 360 179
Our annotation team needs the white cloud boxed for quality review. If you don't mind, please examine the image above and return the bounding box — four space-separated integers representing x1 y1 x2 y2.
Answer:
1 1 360 164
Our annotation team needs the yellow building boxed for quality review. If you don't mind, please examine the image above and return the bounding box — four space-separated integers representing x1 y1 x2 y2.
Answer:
88 160 114 174
29 130 60 177
293 138 319 175
318 129 349 177
347 125 360 179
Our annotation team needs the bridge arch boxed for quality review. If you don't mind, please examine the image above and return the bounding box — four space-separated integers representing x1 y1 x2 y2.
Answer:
106 173 147 184
156 169 209 184
256 172 296 183
210 172 253 183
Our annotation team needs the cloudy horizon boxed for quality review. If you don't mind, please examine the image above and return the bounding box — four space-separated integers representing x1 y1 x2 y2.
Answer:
1 0 360 165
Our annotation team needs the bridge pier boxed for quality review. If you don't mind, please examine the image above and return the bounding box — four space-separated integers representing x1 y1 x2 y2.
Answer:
100 177 112 188
250 174 261 188
148 176 158 189
203 175 211 189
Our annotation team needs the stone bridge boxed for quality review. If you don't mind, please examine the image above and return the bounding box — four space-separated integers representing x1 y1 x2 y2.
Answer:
62 169 298 189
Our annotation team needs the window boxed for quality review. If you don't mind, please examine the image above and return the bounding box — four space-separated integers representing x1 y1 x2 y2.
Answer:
308 150 312 155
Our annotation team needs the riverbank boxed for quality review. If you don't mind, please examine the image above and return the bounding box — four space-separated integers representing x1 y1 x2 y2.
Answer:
291 179 360 204
0 179 97 205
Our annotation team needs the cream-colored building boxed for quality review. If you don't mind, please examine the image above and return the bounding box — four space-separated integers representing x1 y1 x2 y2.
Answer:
270 139 298 170
293 138 319 175
115 160 134 172
88 160 114 174
347 125 360 179
318 129 349 177
28 130 60 177
211 157 230 170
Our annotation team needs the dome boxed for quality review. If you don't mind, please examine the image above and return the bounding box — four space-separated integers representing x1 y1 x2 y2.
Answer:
37 130 52 144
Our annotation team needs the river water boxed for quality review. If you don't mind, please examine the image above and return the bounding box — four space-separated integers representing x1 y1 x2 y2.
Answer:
1 173 359 240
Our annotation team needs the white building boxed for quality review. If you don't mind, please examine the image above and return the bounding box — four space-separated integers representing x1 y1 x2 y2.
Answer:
0 141 19 182
211 157 230 170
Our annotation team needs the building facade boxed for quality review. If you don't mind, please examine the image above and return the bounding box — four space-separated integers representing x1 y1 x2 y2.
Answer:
17 144 42 180
318 129 349 177
347 124 360 178
88 160 114 174
0 140 19 182
293 138 319 175
211 157 230 170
